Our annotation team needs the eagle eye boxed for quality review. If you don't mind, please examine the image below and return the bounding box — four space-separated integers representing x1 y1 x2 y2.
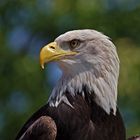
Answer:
69 39 80 50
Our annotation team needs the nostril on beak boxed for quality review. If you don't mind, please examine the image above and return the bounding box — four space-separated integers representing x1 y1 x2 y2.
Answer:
50 46 55 49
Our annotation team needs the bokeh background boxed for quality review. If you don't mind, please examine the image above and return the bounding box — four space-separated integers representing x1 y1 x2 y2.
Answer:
0 0 140 139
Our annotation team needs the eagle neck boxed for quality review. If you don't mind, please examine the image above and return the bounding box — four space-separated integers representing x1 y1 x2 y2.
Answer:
48 68 118 115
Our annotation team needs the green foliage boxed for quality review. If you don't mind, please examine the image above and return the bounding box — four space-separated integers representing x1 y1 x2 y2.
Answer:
117 39 140 137
0 0 140 139
0 45 50 139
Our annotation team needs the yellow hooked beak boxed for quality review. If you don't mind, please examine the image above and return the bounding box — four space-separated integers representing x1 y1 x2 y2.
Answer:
40 42 77 69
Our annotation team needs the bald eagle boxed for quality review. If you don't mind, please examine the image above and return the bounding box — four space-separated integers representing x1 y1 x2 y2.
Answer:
16 29 127 140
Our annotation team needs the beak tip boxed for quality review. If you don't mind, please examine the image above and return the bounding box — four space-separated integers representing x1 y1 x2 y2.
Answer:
41 64 44 69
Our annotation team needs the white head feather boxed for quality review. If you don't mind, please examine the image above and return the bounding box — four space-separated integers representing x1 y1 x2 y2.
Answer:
48 29 120 115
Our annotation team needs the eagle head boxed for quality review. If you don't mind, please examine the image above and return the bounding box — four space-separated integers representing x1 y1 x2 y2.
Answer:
40 29 120 115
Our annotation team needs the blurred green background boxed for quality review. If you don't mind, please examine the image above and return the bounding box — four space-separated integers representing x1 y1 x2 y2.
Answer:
0 0 140 139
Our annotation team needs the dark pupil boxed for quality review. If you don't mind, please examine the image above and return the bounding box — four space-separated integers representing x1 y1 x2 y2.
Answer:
71 40 77 47
72 41 76 46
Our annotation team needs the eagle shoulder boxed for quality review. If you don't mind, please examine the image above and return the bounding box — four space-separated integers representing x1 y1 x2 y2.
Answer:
19 116 57 140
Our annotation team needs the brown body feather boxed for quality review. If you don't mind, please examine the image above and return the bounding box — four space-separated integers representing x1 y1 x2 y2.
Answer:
16 89 126 140
19 116 57 140
128 136 140 140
